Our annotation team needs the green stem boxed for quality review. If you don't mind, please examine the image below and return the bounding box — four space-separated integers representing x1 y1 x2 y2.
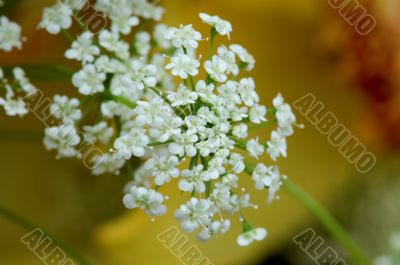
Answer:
281 179 372 265
79 95 101 122
74 15 88 32
0 205 91 265
208 28 217 60
189 76 196 91
189 154 198 170
148 86 187 118
234 138 247 150
201 156 212 198
267 107 277 115
109 95 137 109
248 120 277 130
148 140 173 147
61 29 75 42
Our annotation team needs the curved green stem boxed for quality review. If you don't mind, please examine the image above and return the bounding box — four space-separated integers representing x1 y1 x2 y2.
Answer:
0 205 91 265
61 29 75 42
109 94 137 109
282 179 372 265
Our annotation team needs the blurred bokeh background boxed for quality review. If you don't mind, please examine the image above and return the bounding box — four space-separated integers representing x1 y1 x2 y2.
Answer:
1 0 400 264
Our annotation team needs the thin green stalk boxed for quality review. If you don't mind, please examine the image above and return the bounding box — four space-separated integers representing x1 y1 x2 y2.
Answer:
74 15 89 32
201 156 212 198
183 79 196 113
0 205 91 265
247 120 277 130
79 95 101 122
234 138 247 150
189 153 199 170
267 107 277 115
281 179 372 265
109 95 137 109
181 47 196 93
189 76 196 91
148 140 173 147
61 29 75 42
208 28 217 60
148 86 187 118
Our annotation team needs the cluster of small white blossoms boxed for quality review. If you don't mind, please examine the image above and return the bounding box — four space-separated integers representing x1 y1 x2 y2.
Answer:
115 13 299 245
33 0 167 175
0 13 28 116
0 13 31 117
374 232 400 265
0 67 36 117
0 15 23 52
0 1 299 246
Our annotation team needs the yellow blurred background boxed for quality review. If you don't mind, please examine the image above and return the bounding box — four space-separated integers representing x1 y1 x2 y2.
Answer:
1 0 399 265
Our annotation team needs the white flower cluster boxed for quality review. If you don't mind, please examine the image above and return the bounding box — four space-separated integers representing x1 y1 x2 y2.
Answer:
0 16 23 51
0 67 36 117
36 0 168 175
38 3 73 35
113 13 299 245
0 1 300 246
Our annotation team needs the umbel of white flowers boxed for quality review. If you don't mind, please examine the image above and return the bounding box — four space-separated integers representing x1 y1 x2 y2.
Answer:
0 0 300 247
